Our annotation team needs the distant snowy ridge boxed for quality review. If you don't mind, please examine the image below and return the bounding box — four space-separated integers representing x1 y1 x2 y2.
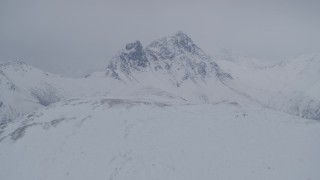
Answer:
217 53 320 120
1 31 320 126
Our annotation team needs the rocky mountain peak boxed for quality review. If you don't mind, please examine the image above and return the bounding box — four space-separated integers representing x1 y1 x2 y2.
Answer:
120 40 148 68
171 31 195 50
146 31 199 55
172 31 193 42
125 40 143 51
105 32 232 82
172 31 197 54
105 40 149 79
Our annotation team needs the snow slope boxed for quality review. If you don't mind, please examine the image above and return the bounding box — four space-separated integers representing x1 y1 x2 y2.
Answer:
217 53 320 120
0 61 64 123
0 97 319 180
270 53 320 97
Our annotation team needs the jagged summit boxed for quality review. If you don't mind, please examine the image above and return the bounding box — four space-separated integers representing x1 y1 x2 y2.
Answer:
171 31 195 46
105 40 149 79
104 32 232 83
146 31 199 57
172 31 193 43
125 40 142 51
170 31 198 53
121 40 148 68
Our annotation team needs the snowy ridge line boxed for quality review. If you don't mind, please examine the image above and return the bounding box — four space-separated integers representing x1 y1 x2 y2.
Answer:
1 31 320 126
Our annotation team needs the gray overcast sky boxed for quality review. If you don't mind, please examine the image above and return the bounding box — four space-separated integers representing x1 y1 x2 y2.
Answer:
1 0 320 76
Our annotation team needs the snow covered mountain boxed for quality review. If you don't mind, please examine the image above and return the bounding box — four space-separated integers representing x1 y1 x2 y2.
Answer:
0 61 124 125
1 32 320 180
217 53 320 120
0 32 235 126
96 31 320 121
90 31 238 104
1 32 320 126
100 31 232 83
0 61 64 124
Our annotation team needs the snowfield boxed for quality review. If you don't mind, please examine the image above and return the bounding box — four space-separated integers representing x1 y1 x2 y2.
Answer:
1 97 319 180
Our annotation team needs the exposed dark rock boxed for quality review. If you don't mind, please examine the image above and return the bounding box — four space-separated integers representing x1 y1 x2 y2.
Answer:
10 123 36 141
31 88 61 106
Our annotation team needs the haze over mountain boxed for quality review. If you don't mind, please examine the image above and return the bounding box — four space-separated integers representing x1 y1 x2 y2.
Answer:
0 32 319 180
